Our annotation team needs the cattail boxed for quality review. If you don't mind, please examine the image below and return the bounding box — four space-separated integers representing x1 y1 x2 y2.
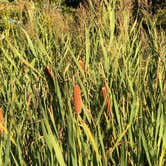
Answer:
0 108 4 133
73 85 82 115
102 85 111 115
45 66 52 76
102 86 107 99
78 59 85 73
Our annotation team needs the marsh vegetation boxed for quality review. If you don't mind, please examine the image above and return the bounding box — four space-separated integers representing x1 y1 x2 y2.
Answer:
0 0 166 165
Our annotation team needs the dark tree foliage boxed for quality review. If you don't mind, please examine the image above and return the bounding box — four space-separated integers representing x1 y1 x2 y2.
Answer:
65 0 84 8
152 0 166 4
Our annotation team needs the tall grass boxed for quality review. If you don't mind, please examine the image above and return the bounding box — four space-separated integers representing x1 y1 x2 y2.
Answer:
0 0 166 165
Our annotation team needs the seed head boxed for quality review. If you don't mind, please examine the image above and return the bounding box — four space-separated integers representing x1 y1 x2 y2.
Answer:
73 85 82 115
78 60 85 72
102 85 112 114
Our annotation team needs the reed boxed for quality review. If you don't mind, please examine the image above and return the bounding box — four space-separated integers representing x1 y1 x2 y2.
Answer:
0 108 4 133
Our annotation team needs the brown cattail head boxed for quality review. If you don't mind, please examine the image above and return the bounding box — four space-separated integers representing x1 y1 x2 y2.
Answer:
45 66 52 76
73 85 82 115
102 85 111 115
102 86 107 99
0 108 4 133
78 60 85 73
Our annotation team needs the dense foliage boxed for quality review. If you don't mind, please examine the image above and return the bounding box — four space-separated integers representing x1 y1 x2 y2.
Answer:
0 0 166 165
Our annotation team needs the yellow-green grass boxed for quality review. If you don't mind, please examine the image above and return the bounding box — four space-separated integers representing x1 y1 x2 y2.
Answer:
0 0 166 165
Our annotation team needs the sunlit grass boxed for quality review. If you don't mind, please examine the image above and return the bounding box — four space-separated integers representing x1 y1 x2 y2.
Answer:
0 0 166 165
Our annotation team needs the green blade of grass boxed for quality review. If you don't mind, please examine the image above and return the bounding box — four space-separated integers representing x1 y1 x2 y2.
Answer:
80 120 101 165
